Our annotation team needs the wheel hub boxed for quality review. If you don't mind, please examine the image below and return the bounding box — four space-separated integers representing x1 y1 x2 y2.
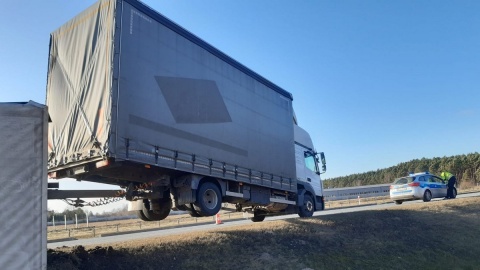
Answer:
203 188 218 210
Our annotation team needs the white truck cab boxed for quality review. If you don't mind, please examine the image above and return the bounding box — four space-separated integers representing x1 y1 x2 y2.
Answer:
294 125 326 214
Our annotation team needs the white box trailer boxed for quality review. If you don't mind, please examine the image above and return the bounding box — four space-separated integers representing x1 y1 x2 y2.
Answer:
47 0 326 222
0 101 48 270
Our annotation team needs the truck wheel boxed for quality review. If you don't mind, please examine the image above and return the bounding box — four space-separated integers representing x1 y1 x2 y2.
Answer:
394 200 403 205
298 194 315 218
142 199 171 221
423 190 432 202
136 210 151 221
194 181 222 216
251 211 266 222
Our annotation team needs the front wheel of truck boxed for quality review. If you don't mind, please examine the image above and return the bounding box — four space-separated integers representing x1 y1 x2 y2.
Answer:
194 181 222 216
298 194 315 218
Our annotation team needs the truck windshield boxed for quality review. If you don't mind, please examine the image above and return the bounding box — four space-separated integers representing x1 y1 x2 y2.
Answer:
304 152 318 173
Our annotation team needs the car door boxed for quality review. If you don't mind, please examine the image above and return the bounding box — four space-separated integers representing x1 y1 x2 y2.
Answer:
424 175 437 197
434 176 448 198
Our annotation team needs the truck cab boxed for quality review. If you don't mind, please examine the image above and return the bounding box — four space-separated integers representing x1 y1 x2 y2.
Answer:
294 125 326 216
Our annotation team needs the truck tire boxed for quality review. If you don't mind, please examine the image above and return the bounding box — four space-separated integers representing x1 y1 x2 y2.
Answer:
251 211 266 222
136 210 151 221
194 181 222 216
298 194 315 218
142 199 171 221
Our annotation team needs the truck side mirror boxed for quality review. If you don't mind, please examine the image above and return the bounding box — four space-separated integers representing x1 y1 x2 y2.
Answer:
319 152 326 173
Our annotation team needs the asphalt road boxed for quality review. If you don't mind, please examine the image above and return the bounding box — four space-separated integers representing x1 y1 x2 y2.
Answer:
47 192 480 249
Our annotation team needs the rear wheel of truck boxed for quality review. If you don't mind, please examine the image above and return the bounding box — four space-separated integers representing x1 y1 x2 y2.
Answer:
298 194 315 218
251 211 266 222
136 209 151 221
194 181 222 216
142 199 172 221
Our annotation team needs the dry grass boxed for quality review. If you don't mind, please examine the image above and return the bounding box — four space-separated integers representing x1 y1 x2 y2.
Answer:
48 196 480 270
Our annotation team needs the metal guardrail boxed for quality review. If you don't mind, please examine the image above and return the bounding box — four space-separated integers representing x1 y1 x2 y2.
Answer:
47 212 244 241
323 184 391 201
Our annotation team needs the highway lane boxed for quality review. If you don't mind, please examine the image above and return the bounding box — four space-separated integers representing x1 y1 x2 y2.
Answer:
47 192 480 249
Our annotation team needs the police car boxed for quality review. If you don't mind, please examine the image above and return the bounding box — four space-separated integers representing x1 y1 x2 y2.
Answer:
389 172 456 204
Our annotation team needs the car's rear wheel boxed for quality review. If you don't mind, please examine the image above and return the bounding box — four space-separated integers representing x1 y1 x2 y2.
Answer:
423 190 432 202
394 200 403 205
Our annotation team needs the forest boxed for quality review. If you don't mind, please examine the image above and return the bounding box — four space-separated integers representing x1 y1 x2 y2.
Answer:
323 152 480 189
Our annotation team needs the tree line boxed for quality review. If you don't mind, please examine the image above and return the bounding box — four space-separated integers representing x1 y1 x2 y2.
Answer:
323 152 480 188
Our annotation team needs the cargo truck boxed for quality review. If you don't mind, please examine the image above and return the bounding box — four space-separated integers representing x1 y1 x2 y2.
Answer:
46 0 326 222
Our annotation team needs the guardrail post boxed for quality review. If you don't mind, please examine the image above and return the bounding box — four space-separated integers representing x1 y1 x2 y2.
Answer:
68 229 71 238
93 227 96 237
64 215 67 230
358 196 361 205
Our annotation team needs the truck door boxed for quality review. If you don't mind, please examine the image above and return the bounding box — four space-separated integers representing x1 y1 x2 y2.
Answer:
295 144 322 196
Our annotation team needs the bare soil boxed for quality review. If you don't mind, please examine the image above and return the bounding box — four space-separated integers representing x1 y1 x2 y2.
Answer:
48 196 480 270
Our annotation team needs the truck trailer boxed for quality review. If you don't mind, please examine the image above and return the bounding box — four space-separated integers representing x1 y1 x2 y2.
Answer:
46 0 326 222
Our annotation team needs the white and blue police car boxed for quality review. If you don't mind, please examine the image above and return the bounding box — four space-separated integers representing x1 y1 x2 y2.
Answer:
389 172 456 204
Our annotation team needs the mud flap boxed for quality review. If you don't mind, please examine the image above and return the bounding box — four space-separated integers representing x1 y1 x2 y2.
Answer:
127 200 143 211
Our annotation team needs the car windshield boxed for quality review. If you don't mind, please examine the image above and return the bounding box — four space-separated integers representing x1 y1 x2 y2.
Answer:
393 177 414 185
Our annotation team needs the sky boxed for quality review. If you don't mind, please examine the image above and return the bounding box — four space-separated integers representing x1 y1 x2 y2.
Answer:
1 0 479 213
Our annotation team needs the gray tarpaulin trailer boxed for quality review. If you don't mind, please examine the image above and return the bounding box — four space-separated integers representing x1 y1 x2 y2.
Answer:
47 0 325 222
0 101 48 270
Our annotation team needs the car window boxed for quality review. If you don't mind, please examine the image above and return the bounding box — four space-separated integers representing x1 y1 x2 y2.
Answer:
418 176 425 182
433 176 444 183
394 177 414 184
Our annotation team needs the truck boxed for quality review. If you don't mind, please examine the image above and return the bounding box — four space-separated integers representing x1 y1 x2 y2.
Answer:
46 0 326 222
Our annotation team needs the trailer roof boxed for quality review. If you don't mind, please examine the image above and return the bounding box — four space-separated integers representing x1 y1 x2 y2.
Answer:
125 0 293 100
